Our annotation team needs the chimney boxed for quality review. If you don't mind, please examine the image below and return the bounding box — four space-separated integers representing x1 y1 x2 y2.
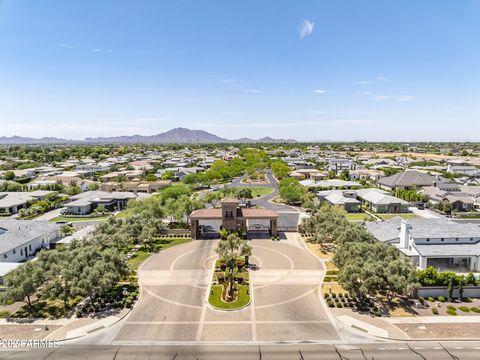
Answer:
399 220 410 249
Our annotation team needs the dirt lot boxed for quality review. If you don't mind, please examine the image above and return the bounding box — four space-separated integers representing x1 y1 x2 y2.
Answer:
396 322 480 339
0 325 61 340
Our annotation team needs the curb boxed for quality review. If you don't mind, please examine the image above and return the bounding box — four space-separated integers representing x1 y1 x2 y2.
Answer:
60 239 195 342
205 258 252 312
59 307 132 342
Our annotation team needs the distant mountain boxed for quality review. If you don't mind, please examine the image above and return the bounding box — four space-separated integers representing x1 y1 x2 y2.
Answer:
0 127 296 144
0 136 78 145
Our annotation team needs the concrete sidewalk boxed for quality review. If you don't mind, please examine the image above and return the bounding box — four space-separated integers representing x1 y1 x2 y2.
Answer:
389 315 480 324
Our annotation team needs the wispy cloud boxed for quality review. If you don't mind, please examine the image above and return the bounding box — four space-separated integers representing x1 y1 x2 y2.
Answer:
372 95 390 101
93 48 103 52
313 89 326 94
354 80 372 85
241 89 262 94
356 92 370 95
376 76 391 82
299 20 314 39
397 95 414 102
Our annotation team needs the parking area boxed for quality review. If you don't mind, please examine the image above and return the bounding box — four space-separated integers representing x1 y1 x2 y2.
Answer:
113 236 339 343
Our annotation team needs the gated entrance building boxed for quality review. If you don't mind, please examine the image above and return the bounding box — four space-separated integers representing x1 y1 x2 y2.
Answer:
190 198 278 239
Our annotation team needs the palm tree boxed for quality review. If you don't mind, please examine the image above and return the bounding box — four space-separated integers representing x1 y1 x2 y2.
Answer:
215 234 250 301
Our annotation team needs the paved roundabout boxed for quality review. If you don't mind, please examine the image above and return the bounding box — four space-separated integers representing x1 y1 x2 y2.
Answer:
112 235 340 344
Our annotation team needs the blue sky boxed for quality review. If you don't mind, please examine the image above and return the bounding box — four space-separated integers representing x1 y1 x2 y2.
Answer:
0 0 479 141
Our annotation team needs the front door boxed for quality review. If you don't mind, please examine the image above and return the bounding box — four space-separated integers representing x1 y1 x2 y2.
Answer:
24 247 28 258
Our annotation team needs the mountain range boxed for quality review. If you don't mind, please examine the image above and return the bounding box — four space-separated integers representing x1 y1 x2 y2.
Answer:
0 128 296 144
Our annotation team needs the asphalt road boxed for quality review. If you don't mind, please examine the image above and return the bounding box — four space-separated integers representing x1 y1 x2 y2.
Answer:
229 171 300 229
3 342 480 359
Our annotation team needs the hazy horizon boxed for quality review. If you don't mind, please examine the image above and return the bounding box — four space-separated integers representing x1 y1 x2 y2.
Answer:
1 0 479 141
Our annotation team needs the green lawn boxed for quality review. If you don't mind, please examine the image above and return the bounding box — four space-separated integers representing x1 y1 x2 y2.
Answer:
115 211 127 219
377 213 418 220
345 213 371 221
50 215 111 223
237 186 273 198
208 285 250 310
455 214 480 219
127 237 191 270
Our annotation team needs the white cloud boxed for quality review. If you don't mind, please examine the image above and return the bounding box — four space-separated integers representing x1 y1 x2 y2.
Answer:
241 89 262 94
93 48 103 52
356 92 370 95
354 80 372 85
397 95 414 102
372 95 390 101
299 20 314 39
313 89 326 94
376 76 391 82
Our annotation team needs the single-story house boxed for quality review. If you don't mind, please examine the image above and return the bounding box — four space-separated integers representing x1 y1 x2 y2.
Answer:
299 179 361 189
64 191 137 215
100 180 171 193
316 190 361 213
377 170 439 190
366 217 480 272
0 219 61 262
349 169 384 181
0 191 56 215
356 188 409 213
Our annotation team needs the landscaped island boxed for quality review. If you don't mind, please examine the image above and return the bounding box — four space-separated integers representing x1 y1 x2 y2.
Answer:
208 234 252 310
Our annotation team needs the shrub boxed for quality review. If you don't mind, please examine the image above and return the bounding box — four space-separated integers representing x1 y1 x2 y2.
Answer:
338 293 344 298
75 311 82 318
418 297 425 305
470 307 480 313
458 306 470 313
432 307 439 315
0 311 11 318
328 301 335 308
438 296 445 302
331 293 336 298
336 303 343 308
326 270 339 276
324 276 332 282
428 296 435 302
446 309 457 316
374 310 382 317
464 297 473 303
447 305 456 311
324 293 330 299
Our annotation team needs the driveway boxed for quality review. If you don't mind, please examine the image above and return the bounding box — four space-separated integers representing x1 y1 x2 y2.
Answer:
229 171 300 229
110 236 338 344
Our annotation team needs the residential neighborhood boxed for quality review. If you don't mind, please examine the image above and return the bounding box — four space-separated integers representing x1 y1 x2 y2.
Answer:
2 0 480 357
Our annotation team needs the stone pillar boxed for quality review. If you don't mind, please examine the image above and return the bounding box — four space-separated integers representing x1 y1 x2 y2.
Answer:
270 219 278 237
191 220 198 240
419 256 427 270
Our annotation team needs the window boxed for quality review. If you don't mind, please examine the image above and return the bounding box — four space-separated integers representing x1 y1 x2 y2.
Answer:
3 254 6 259
441 238 444 242
426 239 430 242
13 249 16 254
29 244 32 250
20 249 23 256
455 238 459 241
225 210 234 218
